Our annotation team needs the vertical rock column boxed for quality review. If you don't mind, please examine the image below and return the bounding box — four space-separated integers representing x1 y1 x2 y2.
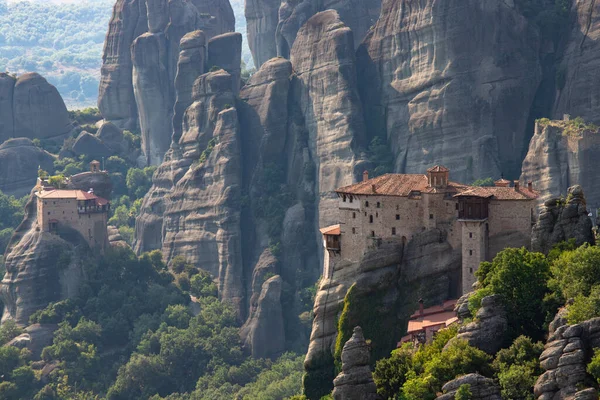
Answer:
245 0 281 68
0 73 16 142
207 32 243 94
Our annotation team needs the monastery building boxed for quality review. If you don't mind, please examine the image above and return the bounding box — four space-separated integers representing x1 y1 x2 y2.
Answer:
320 166 539 294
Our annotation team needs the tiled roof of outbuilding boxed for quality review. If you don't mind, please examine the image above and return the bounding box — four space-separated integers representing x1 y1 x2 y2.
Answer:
336 174 429 196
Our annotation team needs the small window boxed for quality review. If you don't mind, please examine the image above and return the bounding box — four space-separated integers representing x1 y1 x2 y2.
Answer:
47 211 50 215
369 215 374 223
352 227 356 234
342 195 347 202
365 201 369 207
376 212 379 218
349 197 353 203
469 268 473 273
469 250 473 256
353 212 356 219
469 232 473 238
377 202 381 208
364 212 367 216
371 231 375 237
429 214 433 219
396 214 400 220
392 228 396 235
396 205 399 210
455 203 459 210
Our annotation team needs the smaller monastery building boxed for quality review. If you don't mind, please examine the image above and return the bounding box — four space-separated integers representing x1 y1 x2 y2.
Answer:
35 161 110 251
320 166 538 294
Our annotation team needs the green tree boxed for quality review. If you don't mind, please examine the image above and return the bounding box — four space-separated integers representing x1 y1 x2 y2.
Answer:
374 344 413 400
455 384 472 400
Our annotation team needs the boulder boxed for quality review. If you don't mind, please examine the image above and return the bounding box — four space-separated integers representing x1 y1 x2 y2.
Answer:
531 185 595 254
454 294 508 354
332 326 377 400
7 324 58 360
13 73 73 140
357 0 541 181
436 373 502 400
0 138 54 197
0 73 16 142
71 131 114 159
207 32 243 94
96 122 128 154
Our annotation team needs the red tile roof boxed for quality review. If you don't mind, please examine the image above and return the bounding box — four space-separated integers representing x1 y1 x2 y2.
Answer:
406 299 459 334
320 224 341 235
427 165 449 173
37 190 109 204
337 174 429 196
454 186 538 201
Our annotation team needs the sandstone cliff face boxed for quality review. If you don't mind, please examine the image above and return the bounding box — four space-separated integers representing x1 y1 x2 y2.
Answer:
553 0 600 123
0 73 73 142
245 0 280 68
531 185 595 254
436 374 502 400
521 121 600 208
0 138 54 197
290 10 364 230
454 294 508 355
0 195 90 326
99 0 234 161
358 0 541 181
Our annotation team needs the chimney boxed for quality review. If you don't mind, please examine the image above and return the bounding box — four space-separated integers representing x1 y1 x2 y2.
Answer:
363 170 369 182
528 181 533 191
371 184 377 193
514 181 520 191
418 298 424 316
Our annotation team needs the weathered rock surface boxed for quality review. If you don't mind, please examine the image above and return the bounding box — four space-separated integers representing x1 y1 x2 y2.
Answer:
332 326 377 400
553 0 600 124
99 0 234 157
290 10 364 230
96 122 129 155
534 313 600 400
245 0 280 68
173 30 206 143
0 194 90 326
0 138 54 197
454 294 508 354
7 323 58 360
436 373 502 400
107 225 129 248
521 120 600 208
0 73 72 142
67 171 113 201
72 131 114 159
358 0 541 181
240 274 285 359
207 32 242 93
531 185 595 254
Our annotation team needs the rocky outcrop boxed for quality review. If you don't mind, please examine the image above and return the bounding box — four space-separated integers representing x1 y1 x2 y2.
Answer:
67 171 113 201
173 30 206 143
96 122 130 155
521 120 600 208
99 0 234 159
290 10 364 229
436 373 502 400
0 73 73 142
207 32 242 93
0 194 90 326
107 226 129 248
71 131 114 159
304 230 461 398
454 294 508 354
358 0 541 181
240 274 285 359
531 185 595 254
245 0 280 68
553 0 600 124
534 313 600 400
0 138 54 197
7 324 58 360
332 326 377 400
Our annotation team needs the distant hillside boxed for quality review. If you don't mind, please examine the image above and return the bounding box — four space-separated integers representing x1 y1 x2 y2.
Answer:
0 0 250 110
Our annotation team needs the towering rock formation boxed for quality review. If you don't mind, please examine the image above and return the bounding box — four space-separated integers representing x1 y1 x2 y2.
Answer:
553 0 600 124
0 73 73 142
454 294 508 355
531 185 595 254
98 0 235 163
332 326 377 400
290 10 364 229
246 0 381 67
521 119 600 208
0 138 54 197
357 0 541 182
207 32 242 93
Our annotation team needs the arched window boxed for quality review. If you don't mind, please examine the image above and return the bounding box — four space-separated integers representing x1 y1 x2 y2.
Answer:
377 202 381 208
353 212 356 219
369 215 374 223
365 201 369 207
